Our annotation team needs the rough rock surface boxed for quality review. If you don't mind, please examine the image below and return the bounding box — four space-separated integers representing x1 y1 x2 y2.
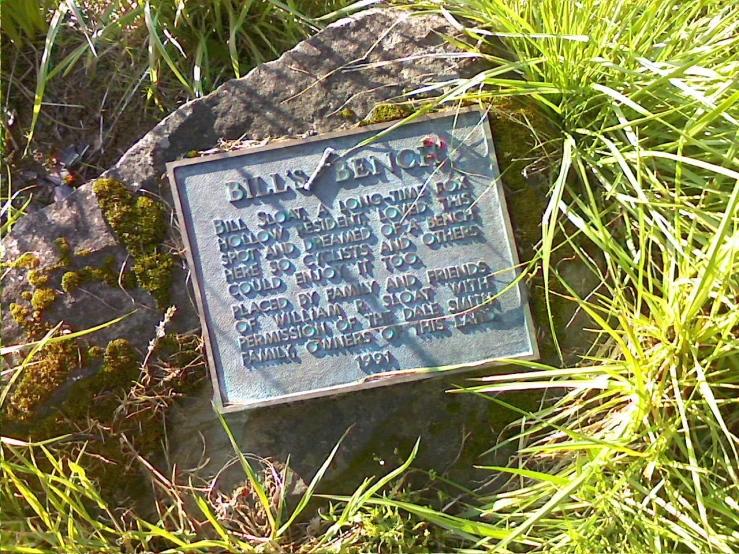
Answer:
1 9 584 493
100 9 475 194
1 183 197 353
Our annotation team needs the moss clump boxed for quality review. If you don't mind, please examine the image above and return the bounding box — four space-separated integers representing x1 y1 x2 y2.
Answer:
89 255 120 286
31 288 56 311
11 253 39 269
64 256 136 293
92 179 174 308
9 303 47 338
54 237 72 267
134 196 167 245
340 108 357 120
64 339 140 421
92 180 166 251
7 338 84 421
88 345 104 358
132 253 175 307
28 269 49 287
93 179 138 245
21 291 32 301
10 302 31 326
61 271 82 293
360 103 414 126
98 339 140 390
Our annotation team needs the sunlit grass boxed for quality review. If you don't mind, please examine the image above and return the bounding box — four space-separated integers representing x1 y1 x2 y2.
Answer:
3 0 738 551
6 0 346 154
0 325 360 552
358 0 739 551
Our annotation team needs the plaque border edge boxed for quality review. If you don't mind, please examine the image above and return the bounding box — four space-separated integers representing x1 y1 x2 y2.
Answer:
166 105 540 414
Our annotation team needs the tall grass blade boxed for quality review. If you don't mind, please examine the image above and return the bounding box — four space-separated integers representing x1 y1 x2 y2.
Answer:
24 2 68 155
215 409 277 536
276 426 352 536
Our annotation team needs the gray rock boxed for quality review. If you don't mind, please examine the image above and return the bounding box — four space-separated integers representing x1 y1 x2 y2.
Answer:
2 9 586 494
54 184 75 203
2 187 120 346
1 182 198 347
101 9 477 194
3 186 115 269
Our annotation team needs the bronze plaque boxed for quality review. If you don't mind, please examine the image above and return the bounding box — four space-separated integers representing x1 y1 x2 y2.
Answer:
167 108 537 411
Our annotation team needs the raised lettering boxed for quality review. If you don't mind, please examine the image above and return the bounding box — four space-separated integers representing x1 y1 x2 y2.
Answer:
334 160 353 182
226 181 247 202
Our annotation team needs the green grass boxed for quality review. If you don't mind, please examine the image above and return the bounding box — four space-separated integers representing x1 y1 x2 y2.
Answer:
3 0 739 551
358 0 739 551
4 0 346 157
1 0 52 45
0 325 364 553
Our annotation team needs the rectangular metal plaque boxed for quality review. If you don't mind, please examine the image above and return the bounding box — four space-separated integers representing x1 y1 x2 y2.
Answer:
167 108 538 411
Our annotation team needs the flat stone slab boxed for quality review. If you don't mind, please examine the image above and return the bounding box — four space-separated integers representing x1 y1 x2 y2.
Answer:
4 9 582 492
167 108 537 410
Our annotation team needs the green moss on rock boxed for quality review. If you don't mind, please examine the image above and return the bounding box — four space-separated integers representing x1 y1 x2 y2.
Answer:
88 345 104 358
28 270 49 287
99 339 140 389
9 302 46 338
64 339 140 422
360 103 414 126
134 196 167 245
66 256 135 292
92 179 175 309
93 179 139 246
7 337 84 421
61 271 82 293
31 288 56 311
133 252 176 308
10 302 30 326
11 253 39 269
54 237 72 267
93 180 166 254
